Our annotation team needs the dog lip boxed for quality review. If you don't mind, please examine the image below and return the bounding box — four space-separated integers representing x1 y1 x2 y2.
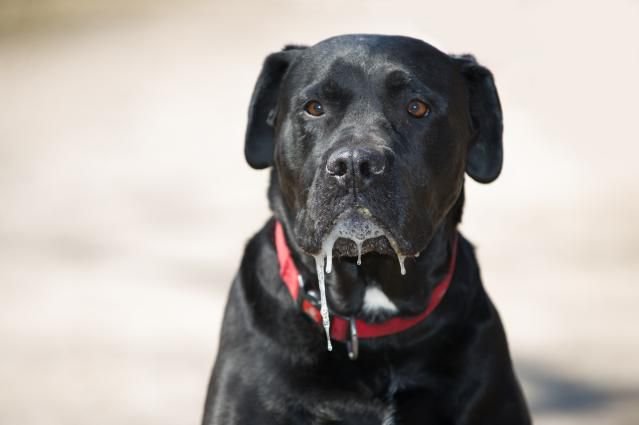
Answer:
331 235 393 257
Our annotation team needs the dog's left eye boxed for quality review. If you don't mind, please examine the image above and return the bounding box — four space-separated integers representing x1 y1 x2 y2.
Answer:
407 99 430 118
304 100 325 117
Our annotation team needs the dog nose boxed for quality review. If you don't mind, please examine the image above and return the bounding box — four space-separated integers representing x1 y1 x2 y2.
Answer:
326 147 387 187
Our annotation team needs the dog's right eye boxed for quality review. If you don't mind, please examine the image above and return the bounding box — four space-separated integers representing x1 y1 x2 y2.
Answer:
304 100 325 117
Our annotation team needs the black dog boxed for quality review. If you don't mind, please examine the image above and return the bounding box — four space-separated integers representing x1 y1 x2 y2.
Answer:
203 34 531 425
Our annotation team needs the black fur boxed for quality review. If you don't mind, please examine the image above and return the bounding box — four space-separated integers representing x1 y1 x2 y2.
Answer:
203 34 530 425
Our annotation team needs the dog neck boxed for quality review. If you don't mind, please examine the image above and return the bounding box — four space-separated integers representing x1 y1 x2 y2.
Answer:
274 219 458 359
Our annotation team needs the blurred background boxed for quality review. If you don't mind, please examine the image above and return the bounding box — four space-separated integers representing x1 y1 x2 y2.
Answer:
1 0 638 424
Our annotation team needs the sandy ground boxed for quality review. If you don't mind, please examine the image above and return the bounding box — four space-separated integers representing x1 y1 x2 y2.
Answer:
1 1 638 424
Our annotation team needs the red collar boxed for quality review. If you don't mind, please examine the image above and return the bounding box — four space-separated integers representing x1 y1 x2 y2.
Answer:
274 220 458 353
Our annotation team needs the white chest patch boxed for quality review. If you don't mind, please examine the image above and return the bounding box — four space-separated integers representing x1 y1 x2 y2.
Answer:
363 287 398 314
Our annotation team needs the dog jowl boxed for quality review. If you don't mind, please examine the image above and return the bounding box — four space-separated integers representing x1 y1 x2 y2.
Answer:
203 35 530 425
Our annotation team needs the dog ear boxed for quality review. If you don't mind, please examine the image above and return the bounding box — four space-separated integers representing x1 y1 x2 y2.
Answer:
453 54 503 183
245 45 306 169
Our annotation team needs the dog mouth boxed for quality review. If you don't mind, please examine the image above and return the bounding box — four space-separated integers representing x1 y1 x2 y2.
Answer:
314 207 419 276
310 206 419 352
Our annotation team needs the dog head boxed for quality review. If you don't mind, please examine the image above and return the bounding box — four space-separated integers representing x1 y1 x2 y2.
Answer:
245 34 501 268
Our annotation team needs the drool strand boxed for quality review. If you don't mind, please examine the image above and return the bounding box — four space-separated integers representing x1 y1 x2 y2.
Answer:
313 254 332 351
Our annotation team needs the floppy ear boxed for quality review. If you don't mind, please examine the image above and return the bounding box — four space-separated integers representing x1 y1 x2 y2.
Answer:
245 46 305 169
453 54 503 183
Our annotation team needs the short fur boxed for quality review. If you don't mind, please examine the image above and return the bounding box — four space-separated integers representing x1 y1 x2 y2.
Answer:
203 34 530 425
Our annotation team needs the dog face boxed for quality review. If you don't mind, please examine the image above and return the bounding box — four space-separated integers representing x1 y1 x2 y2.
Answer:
245 35 502 261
